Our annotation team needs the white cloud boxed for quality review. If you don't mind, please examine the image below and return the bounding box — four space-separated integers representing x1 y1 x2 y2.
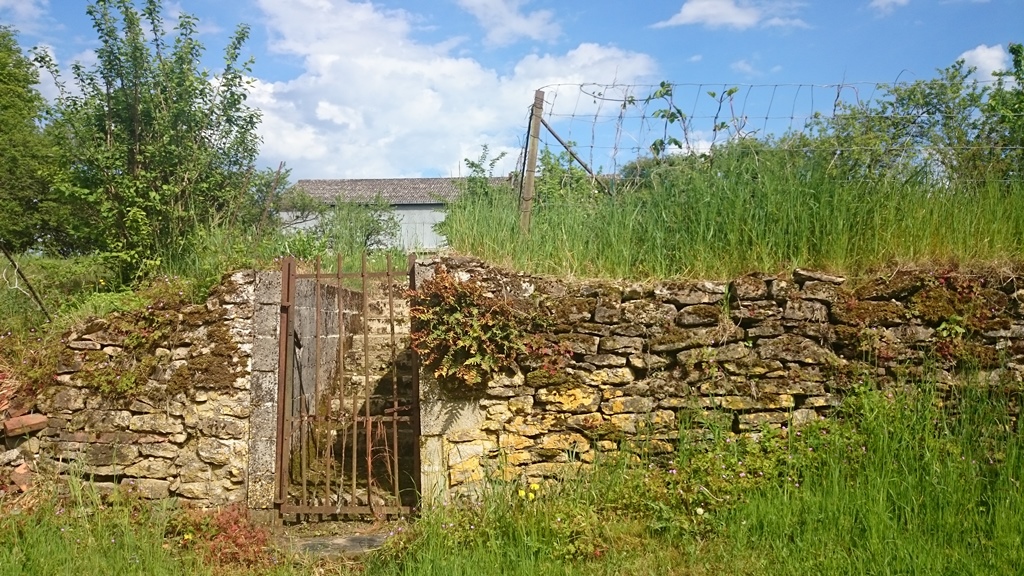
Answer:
763 16 809 28
731 59 759 75
0 0 48 32
455 0 561 46
868 0 910 15
252 1 657 179
688 54 703 62
652 0 807 30
958 43 1010 81
654 0 761 29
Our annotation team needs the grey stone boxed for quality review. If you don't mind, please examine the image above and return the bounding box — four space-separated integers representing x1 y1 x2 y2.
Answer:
123 457 177 479
129 413 185 435
784 300 829 322
598 336 644 354
793 269 846 284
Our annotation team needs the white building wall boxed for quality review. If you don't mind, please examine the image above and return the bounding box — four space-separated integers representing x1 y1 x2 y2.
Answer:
280 203 448 251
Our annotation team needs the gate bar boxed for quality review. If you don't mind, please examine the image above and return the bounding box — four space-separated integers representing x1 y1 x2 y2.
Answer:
275 256 296 505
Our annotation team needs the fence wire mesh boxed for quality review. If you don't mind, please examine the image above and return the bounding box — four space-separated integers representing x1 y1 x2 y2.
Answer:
517 77 1022 191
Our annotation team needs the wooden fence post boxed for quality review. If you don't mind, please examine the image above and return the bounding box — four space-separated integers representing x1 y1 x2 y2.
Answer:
520 89 545 236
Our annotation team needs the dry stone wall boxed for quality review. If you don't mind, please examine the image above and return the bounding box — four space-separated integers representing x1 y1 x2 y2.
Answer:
416 256 1024 501
3 271 265 506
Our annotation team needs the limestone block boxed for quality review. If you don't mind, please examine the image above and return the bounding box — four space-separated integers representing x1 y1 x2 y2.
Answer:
598 336 643 354
801 281 840 303
508 395 534 414
449 456 483 486
124 457 177 479
552 333 600 355
731 301 782 326
420 399 485 436
731 275 768 300
522 462 581 479
537 432 590 453
251 336 280 373
630 355 666 373
448 429 490 442
38 387 87 413
447 441 489 466
197 438 245 466
206 390 252 418
611 324 645 338
503 450 534 466
609 413 640 433
720 395 795 411
784 300 829 322
68 340 102 350
68 410 131 433
621 300 677 325
566 412 604 431
535 386 601 413
139 442 180 459
675 304 722 327
601 396 655 414
793 269 846 284
756 334 835 365
0 448 22 466
651 325 744 354
583 354 626 367
129 413 185 435
582 367 634 386
720 357 785 377
503 414 560 437
196 416 247 439
593 305 623 324
747 321 784 338
176 451 213 483
175 480 232 501
499 433 535 450
122 478 170 499
658 281 727 306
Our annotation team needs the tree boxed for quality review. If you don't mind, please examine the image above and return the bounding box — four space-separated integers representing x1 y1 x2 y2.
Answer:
808 61 998 187
0 26 72 254
315 195 401 253
38 0 273 280
983 42 1024 182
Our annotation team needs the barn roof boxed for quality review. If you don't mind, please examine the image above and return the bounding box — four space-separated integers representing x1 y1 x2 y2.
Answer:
294 177 509 206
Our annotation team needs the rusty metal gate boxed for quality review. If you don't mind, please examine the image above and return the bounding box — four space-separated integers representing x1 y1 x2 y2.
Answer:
275 253 419 518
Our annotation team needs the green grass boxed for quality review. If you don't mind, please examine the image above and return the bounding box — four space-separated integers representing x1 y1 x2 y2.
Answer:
0 480 206 575
443 149 1024 279
723 383 1024 575
363 378 1023 575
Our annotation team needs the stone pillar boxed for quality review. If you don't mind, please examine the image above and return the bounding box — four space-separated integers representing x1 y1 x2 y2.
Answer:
248 270 281 510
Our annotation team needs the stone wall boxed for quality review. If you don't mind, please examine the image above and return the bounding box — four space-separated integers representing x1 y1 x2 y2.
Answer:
2 271 269 506
415 256 1024 502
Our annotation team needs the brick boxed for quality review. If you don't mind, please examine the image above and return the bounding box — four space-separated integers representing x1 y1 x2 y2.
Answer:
3 414 48 436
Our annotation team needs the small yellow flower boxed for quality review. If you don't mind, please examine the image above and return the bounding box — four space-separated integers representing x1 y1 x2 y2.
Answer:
527 492 535 501
518 489 526 498
529 483 540 491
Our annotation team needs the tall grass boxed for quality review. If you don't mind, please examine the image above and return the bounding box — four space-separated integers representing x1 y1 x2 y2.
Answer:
364 378 1023 575
725 382 1024 575
0 479 206 576
443 149 1024 279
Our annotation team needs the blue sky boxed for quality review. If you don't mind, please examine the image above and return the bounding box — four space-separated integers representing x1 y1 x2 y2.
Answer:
2 0 1020 179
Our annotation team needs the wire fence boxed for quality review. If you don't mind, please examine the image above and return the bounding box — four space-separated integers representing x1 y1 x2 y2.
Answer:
516 79 1021 184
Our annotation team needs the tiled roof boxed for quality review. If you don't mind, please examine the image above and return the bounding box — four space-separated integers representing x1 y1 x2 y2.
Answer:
295 177 509 206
